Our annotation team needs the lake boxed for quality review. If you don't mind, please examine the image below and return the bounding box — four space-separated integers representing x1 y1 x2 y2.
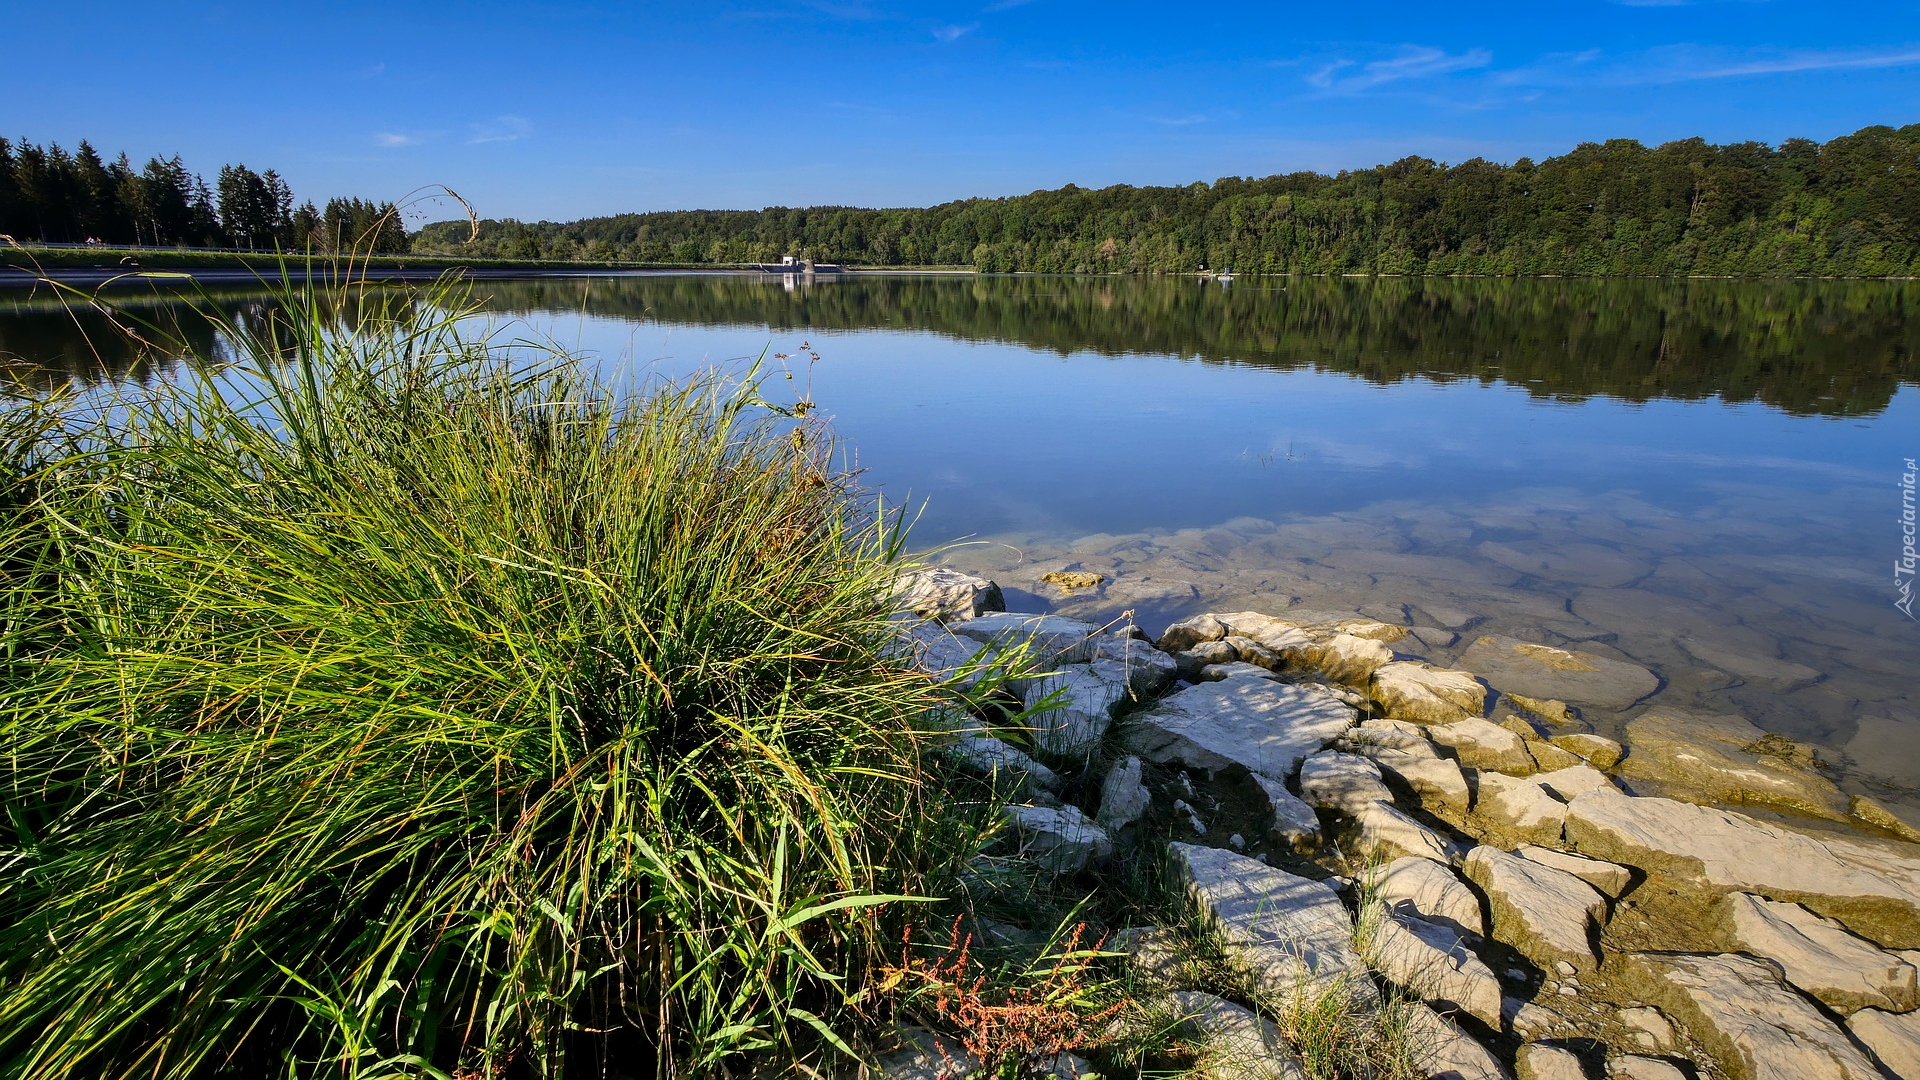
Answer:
5 271 1918 808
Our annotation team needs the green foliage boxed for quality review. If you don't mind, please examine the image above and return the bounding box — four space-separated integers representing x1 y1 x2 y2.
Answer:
411 123 1920 277
0 276 974 1077
0 137 406 252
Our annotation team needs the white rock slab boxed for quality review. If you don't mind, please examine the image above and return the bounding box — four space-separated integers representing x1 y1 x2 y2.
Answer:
1565 787 1920 948
1091 632 1180 695
1373 855 1486 938
946 734 1061 795
1514 846 1632 898
1017 662 1129 755
1096 755 1152 831
950 611 1102 665
1171 842 1371 1008
1515 1043 1589 1080
1251 772 1324 851
1300 752 1394 813
1725 892 1919 1014
1475 773 1570 845
1381 753 1474 817
1534 765 1612 801
1848 1007 1920 1080
1124 677 1357 780
1167 990 1309 1080
1429 719 1538 775
1372 661 1488 724
1620 952 1886 1080
892 567 1004 623
1405 1000 1512 1080
1464 846 1606 970
1364 912 1503 1028
1605 1055 1686 1080
1356 801 1460 864
1004 804 1111 873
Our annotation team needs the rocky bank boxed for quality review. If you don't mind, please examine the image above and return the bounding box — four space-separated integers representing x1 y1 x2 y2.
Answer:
880 567 1920 1080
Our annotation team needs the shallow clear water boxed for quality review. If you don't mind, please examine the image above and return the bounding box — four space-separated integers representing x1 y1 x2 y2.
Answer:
6 273 1918 800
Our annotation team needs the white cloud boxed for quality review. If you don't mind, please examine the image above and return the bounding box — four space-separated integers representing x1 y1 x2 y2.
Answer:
932 22 977 42
1500 44 1920 87
1306 46 1494 95
468 116 533 144
375 132 416 147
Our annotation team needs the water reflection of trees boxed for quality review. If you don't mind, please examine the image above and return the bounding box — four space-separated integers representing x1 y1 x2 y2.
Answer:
473 275 1920 418
0 286 421 394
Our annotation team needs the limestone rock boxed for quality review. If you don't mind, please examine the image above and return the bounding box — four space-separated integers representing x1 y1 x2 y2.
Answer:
1525 739 1589 773
1224 634 1283 668
1018 663 1129 755
1251 772 1324 851
1508 694 1580 728
1464 846 1606 970
1848 1007 1920 1079
1617 951 1886 1080
1516 1044 1589 1080
1617 709 1849 821
1096 756 1152 831
892 567 1005 623
1429 718 1538 776
1564 787 1920 948
1459 635 1658 710
1534 766 1612 801
1356 800 1460 864
951 611 1102 665
1183 640 1241 667
1111 925 1187 986
1167 990 1309 1080
946 735 1061 795
1853 795 1920 846
1364 911 1504 1028
1091 632 1180 696
1617 1006 1677 1052
1605 1056 1686 1080
1724 892 1919 1014
1552 733 1623 770
902 621 998 689
1005 804 1111 873
1300 752 1393 814
1344 720 1443 758
1158 613 1230 653
1676 637 1824 692
1312 632 1396 685
1373 661 1488 724
1171 843 1371 1008
1199 661 1286 682
1373 855 1486 938
1514 846 1632 898
1125 678 1357 781
1474 773 1569 846
1380 754 1474 818
1404 1001 1512 1080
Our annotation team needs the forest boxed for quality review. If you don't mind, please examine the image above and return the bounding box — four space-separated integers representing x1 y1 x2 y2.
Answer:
412 122 1920 277
0 138 408 253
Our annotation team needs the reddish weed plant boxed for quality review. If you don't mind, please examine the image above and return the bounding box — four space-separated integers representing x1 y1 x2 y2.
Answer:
872 917 1123 1078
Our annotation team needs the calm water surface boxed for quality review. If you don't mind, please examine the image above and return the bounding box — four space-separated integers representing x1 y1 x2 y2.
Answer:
6 273 1918 803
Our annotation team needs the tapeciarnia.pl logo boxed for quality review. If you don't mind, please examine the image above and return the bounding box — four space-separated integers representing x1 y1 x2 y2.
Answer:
1900 457 1917 620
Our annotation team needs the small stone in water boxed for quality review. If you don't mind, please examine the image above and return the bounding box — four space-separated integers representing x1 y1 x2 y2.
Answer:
1040 570 1105 590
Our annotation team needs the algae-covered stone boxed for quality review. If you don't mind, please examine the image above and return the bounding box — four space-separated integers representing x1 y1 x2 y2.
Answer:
1474 773 1569 846
1459 635 1658 710
1429 718 1537 775
1464 846 1606 970
1617 708 1849 822
1723 892 1919 1015
1552 733 1623 770
1615 951 1886 1080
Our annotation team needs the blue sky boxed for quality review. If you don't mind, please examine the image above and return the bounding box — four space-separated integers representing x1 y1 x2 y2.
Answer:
10 1 1919 223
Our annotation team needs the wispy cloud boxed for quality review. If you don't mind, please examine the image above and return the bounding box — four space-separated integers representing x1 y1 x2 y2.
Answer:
1305 46 1493 94
932 22 977 42
468 115 532 144
374 131 417 147
1148 114 1208 126
1500 44 1920 87
982 0 1037 10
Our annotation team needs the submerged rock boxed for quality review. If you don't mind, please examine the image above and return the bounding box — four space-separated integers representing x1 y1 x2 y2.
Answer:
1616 708 1849 822
1458 634 1658 710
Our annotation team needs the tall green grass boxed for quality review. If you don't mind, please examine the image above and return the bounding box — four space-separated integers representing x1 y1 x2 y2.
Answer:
0 275 974 1078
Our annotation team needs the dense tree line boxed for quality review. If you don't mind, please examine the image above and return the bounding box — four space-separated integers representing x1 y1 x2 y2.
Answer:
415 123 1920 277
0 139 409 253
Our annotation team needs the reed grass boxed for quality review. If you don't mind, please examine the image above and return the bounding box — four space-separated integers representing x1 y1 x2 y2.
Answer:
0 273 978 1078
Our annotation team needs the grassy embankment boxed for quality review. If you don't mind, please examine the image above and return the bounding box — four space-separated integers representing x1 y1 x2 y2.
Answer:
0 272 1109 1078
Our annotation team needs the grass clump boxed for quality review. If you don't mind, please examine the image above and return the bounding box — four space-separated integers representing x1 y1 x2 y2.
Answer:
0 277 978 1078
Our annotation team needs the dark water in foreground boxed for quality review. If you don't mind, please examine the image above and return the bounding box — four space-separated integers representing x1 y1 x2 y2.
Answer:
5 273 1918 803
